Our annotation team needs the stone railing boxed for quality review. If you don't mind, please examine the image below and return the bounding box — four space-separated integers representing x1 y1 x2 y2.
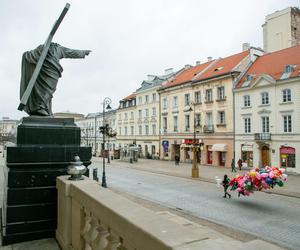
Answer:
56 176 211 250
56 176 283 250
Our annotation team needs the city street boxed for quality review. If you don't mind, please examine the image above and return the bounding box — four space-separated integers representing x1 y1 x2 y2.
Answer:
92 159 300 249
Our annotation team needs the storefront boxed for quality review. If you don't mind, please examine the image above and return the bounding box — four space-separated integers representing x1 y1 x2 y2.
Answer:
280 146 296 169
241 144 253 167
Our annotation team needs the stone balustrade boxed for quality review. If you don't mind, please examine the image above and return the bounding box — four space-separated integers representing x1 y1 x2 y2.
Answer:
55 176 217 250
56 176 283 250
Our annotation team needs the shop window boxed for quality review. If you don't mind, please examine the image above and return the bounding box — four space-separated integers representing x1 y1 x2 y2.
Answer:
280 147 295 168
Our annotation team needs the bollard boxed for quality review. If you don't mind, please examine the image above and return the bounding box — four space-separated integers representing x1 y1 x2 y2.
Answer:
93 168 99 181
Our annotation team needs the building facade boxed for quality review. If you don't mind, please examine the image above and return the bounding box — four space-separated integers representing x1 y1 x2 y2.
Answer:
159 48 263 168
76 110 117 156
235 45 300 173
134 69 177 158
263 7 300 53
116 94 137 150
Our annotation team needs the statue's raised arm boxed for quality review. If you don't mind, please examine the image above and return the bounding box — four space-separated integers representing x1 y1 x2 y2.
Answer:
20 43 91 116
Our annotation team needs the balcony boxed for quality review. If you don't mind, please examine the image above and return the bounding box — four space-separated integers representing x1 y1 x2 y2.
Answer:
203 125 214 133
254 133 271 141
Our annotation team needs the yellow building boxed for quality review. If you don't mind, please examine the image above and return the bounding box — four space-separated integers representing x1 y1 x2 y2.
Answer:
159 48 262 168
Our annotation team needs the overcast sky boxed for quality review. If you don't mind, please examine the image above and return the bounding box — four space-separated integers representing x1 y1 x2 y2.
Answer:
0 0 299 119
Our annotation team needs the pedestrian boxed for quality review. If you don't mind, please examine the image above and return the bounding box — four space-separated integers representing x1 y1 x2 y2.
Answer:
237 158 243 171
231 158 236 172
175 155 180 165
222 174 231 198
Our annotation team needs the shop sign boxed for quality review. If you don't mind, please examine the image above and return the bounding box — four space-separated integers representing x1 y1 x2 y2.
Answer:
182 139 199 145
162 140 169 152
280 147 295 154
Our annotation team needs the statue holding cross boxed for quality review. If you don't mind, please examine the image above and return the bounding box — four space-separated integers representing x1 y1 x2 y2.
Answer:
18 3 91 116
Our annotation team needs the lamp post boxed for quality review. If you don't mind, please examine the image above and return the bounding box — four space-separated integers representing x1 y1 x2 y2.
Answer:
101 97 112 188
189 102 199 178
94 115 97 156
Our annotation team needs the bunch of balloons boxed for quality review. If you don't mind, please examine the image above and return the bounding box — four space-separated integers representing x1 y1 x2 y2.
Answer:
229 166 287 196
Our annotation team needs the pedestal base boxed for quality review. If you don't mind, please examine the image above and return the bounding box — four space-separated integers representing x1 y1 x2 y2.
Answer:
192 168 199 178
1 117 91 245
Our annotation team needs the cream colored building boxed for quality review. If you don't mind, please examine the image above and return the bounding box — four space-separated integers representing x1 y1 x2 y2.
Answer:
134 69 177 158
263 7 300 53
235 45 300 173
159 48 263 168
116 93 137 150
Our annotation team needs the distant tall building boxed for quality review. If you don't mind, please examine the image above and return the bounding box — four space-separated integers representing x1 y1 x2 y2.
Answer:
262 7 300 52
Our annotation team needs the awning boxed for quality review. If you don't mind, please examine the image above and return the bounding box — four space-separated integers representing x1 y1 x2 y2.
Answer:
211 144 227 152
242 145 253 152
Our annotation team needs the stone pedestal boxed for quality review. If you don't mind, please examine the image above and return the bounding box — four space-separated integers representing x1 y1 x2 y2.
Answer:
1 117 91 245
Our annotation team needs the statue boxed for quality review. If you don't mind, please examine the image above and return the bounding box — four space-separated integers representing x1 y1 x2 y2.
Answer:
20 43 90 116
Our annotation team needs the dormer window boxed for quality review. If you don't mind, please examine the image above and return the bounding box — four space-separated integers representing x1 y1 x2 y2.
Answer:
284 65 294 73
214 66 224 71
246 75 253 81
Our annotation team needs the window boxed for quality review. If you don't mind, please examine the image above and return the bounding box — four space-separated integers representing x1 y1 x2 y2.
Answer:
124 126 127 135
145 95 149 103
195 114 201 127
261 92 269 105
119 127 121 135
282 89 291 102
152 107 156 116
138 110 142 118
205 89 213 102
283 115 292 132
138 96 142 104
145 109 149 117
130 112 134 119
206 112 213 125
262 116 269 133
139 125 142 135
124 113 128 119
145 125 149 135
184 93 190 106
243 95 251 107
131 126 134 135
195 91 201 103
162 97 167 109
152 93 156 102
152 124 156 135
219 111 225 124
244 118 251 133
185 115 190 131
163 117 167 130
173 96 178 108
217 87 225 100
173 116 178 132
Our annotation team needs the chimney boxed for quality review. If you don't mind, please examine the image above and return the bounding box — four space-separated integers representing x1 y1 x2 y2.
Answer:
164 68 173 75
207 56 212 62
196 61 201 65
184 64 192 69
242 42 250 51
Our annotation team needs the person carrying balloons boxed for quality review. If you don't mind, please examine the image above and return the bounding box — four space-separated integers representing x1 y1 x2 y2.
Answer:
222 174 231 198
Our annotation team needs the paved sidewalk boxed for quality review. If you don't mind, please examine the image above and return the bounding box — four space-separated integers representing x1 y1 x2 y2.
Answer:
96 157 300 198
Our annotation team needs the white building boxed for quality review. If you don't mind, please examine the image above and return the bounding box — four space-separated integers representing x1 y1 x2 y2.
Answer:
234 45 300 173
263 7 300 53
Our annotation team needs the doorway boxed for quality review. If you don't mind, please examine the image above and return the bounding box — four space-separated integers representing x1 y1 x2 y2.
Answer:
261 145 270 167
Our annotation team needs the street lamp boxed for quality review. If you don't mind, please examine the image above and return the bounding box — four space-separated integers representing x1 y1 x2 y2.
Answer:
101 97 112 188
188 102 199 178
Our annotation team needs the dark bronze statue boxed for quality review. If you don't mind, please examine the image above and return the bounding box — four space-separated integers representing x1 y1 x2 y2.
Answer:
20 43 90 116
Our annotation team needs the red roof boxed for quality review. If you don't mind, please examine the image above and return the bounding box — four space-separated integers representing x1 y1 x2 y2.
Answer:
163 61 213 88
236 45 300 88
162 50 249 88
122 93 136 101
195 50 249 81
